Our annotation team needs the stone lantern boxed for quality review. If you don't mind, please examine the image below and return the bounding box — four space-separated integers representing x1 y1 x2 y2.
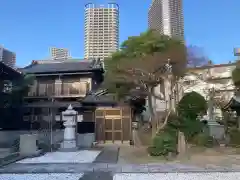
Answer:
60 104 78 151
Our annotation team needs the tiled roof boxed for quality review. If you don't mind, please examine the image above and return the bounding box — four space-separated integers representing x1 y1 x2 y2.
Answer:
187 62 236 70
0 61 21 79
20 59 104 74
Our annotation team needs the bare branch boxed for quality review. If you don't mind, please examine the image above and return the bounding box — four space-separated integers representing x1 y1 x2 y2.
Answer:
156 110 171 133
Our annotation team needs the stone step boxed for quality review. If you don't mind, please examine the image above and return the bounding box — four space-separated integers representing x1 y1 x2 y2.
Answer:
0 148 13 154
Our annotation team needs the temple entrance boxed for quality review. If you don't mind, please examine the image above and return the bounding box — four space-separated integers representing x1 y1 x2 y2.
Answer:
104 118 122 142
95 107 132 143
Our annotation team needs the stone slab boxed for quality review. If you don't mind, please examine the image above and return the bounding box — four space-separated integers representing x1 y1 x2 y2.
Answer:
121 164 149 173
94 146 119 163
79 171 112 180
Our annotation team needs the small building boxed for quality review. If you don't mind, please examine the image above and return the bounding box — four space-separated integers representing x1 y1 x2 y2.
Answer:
0 61 21 83
0 62 22 129
20 59 133 144
82 90 132 144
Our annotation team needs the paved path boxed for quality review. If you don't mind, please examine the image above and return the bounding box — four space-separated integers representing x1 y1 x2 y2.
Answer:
80 172 112 180
94 146 119 163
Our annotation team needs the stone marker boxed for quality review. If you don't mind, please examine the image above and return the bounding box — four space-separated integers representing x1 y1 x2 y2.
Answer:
177 131 187 158
19 134 38 155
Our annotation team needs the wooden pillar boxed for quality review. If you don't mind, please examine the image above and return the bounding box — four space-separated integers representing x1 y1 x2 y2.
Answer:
55 78 62 96
30 108 34 130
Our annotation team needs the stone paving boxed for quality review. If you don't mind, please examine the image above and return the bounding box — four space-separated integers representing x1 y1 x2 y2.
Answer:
80 172 112 180
94 146 119 163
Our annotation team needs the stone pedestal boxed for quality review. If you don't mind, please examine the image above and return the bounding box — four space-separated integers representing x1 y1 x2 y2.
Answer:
177 131 187 158
19 134 38 155
202 115 224 140
60 105 78 152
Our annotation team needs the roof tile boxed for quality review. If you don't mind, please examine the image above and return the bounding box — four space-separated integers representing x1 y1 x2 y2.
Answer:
20 59 103 74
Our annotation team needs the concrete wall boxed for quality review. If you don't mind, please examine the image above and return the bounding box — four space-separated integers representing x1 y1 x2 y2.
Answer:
209 124 225 140
0 130 64 147
0 130 95 149
76 133 95 148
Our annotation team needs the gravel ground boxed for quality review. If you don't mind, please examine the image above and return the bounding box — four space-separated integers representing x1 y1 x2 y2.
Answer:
16 150 100 164
0 173 84 180
114 172 240 180
3 172 240 180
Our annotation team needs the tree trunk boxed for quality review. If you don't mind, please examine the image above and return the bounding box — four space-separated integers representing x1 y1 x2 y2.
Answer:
208 89 215 121
147 87 157 138
238 116 240 130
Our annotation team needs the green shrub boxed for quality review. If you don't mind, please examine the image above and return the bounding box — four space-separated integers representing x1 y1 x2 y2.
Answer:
191 133 217 147
229 128 240 146
175 92 207 142
177 91 207 119
179 116 204 142
148 130 177 156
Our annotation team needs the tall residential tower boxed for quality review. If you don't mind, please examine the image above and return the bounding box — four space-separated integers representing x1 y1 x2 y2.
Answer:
148 0 184 39
84 3 119 60
0 46 16 68
50 47 71 60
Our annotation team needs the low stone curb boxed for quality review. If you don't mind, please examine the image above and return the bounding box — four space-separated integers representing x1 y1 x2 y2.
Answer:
1 163 240 174
0 149 44 168
0 153 25 168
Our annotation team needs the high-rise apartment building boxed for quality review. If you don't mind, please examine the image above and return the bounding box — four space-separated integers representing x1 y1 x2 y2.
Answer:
0 46 16 68
84 3 119 60
148 0 184 39
50 47 70 60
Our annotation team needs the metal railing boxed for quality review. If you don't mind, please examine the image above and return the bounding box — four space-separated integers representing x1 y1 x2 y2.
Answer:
61 82 87 96
27 82 89 97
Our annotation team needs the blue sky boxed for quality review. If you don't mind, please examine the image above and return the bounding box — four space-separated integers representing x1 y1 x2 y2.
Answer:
0 0 239 67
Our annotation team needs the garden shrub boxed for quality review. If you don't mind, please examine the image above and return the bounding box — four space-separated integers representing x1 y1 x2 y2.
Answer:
229 127 240 147
191 133 216 147
148 129 178 156
148 92 208 157
176 91 207 142
178 116 204 142
177 91 207 119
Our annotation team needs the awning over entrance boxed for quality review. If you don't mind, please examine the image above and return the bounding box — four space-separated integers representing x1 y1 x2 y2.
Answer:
23 101 82 108
82 90 118 105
